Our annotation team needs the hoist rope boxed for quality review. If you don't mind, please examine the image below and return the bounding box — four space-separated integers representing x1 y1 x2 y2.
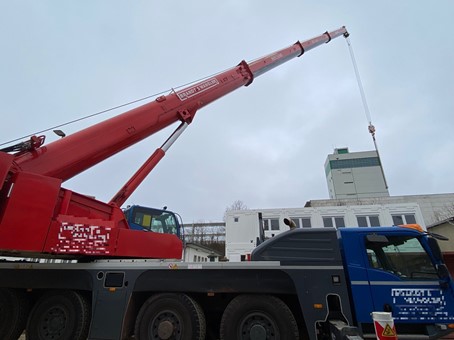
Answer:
0 94 161 147
346 36 372 126
346 36 389 189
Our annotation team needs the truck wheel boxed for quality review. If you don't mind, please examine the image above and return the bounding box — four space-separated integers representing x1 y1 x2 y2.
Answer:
26 290 90 340
0 288 29 340
134 293 206 340
220 295 299 340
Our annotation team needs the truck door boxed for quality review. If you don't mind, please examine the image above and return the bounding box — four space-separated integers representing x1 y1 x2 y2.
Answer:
363 233 454 326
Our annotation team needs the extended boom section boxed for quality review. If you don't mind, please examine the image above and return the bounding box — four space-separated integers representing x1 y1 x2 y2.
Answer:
0 27 348 259
11 26 348 181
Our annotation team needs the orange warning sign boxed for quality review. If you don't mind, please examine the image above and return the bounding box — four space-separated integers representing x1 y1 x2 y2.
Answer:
382 324 396 337
374 321 397 339
372 312 397 340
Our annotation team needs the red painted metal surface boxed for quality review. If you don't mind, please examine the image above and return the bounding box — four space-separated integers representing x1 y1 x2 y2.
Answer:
0 172 61 253
0 27 348 259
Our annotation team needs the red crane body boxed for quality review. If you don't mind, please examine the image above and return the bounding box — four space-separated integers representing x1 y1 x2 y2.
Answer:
0 27 348 259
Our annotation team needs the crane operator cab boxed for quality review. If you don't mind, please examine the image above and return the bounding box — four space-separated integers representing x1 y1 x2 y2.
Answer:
123 205 182 240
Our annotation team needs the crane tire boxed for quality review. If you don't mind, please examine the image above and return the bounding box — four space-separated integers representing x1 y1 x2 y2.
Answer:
135 293 206 340
26 290 90 340
0 288 29 340
220 294 299 340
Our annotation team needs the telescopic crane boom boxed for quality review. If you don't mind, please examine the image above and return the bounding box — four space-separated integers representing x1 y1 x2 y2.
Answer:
0 27 348 259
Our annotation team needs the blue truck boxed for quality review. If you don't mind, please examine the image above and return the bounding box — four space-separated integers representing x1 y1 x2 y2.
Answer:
1 223 453 339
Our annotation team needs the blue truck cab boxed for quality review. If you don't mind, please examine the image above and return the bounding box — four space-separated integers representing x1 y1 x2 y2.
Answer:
251 224 454 338
340 225 454 338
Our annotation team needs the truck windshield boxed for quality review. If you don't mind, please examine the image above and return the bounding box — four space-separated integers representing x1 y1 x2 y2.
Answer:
366 236 438 279
132 207 179 236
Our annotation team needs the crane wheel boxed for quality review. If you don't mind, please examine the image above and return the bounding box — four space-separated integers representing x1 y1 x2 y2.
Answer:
134 293 206 340
26 290 90 340
219 294 299 340
0 288 29 340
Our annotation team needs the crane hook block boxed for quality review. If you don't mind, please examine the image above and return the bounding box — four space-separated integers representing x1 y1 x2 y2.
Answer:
368 124 376 135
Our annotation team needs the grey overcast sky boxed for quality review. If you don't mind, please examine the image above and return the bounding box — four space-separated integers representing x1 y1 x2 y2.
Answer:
1 2 453 222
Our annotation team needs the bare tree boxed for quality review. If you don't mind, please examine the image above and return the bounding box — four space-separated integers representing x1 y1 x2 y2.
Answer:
223 200 248 221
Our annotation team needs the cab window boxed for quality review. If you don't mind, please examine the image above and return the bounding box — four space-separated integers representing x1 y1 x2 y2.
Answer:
366 235 437 279
132 208 179 236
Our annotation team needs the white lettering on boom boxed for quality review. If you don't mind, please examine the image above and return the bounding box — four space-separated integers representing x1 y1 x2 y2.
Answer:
176 78 219 101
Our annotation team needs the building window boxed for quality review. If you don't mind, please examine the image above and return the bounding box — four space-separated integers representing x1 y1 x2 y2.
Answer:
263 218 280 231
357 215 381 227
323 217 333 228
337 148 349 154
270 219 279 230
290 218 300 228
335 217 345 228
369 216 380 226
357 216 367 227
392 214 417 225
263 220 269 231
329 157 380 171
290 217 312 228
323 216 345 228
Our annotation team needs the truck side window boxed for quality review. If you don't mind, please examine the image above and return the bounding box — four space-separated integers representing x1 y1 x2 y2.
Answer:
132 208 179 235
366 236 437 279
151 213 178 235
367 249 383 269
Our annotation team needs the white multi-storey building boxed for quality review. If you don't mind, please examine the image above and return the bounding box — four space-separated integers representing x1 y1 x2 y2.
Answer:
225 147 454 261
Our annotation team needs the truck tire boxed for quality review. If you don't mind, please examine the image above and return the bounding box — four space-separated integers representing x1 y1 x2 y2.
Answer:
26 290 90 340
0 288 29 340
134 293 206 340
220 294 299 340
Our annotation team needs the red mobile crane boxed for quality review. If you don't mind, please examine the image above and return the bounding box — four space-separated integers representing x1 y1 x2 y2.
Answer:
2 28 454 340
0 27 348 260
